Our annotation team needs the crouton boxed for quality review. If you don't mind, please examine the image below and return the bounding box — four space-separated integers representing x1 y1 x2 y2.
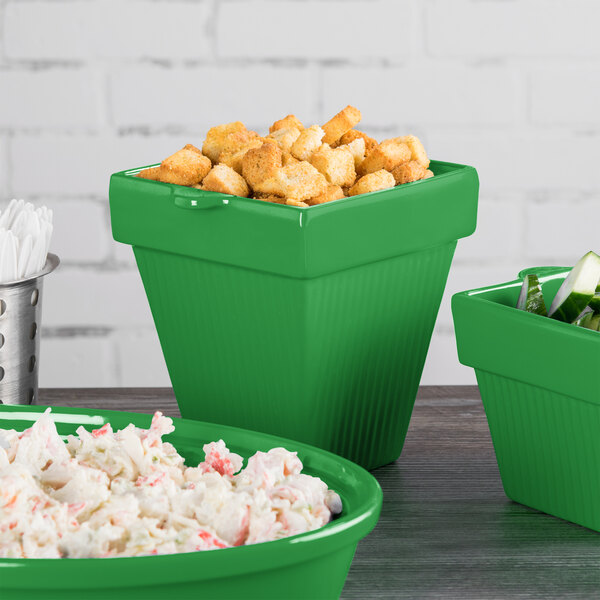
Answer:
290 125 325 161
394 135 430 168
137 166 162 181
310 144 356 187
337 129 378 154
185 143 203 155
285 199 310 207
348 170 395 196
219 141 264 174
357 139 411 177
202 122 246 163
339 137 366 169
267 127 302 153
218 131 264 174
139 144 212 186
269 114 304 133
242 140 283 189
219 130 261 155
255 161 327 201
391 160 428 185
322 105 362 145
202 164 250 197
282 152 300 165
306 184 345 206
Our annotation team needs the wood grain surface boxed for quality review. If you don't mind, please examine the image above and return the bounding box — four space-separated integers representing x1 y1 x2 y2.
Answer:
37 386 600 599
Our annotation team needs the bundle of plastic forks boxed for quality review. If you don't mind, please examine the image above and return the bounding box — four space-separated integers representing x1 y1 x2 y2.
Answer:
0 199 53 283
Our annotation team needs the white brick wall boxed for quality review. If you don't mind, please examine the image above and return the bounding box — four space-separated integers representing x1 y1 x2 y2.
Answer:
110 66 317 129
4 1 213 61
1 0 599 387
530 68 600 126
0 69 104 129
425 0 600 58
217 1 414 60
322 65 521 128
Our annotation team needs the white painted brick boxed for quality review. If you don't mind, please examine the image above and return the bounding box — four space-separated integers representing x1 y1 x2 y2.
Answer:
436 261 527 330
457 197 524 262
4 1 212 61
0 137 7 198
426 131 513 192
421 330 475 386
322 66 520 128
217 0 412 60
47 200 111 264
110 66 315 129
525 199 600 263
43 268 154 328
39 336 115 387
113 241 137 268
427 130 600 192
116 329 171 387
426 0 600 58
531 68 600 126
0 69 103 130
10 134 195 196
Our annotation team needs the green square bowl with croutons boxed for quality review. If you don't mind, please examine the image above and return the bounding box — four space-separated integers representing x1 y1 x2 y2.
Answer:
110 159 478 469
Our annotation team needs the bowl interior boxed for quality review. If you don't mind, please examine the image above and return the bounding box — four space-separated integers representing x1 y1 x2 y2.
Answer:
465 266 569 309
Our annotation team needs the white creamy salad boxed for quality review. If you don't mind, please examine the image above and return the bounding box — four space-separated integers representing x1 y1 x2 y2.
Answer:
0 410 342 558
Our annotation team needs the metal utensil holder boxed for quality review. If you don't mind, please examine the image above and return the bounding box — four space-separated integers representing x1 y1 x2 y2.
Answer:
0 253 59 405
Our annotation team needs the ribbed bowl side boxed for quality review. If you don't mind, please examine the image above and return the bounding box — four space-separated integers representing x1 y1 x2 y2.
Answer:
476 370 600 531
134 242 456 469
303 243 457 467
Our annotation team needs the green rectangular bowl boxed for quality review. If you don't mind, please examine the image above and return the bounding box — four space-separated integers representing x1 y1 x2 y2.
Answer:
0 404 382 600
453 266 600 531
109 160 478 469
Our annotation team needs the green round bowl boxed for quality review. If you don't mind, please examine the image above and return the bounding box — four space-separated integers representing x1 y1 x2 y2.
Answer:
0 405 382 600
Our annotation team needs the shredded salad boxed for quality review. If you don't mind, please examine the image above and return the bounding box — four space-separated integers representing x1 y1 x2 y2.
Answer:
0 410 342 558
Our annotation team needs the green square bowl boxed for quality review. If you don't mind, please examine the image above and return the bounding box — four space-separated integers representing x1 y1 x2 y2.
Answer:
110 160 478 469
453 266 600 531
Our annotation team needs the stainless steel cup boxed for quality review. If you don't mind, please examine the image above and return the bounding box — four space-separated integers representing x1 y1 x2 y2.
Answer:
0 253 59 405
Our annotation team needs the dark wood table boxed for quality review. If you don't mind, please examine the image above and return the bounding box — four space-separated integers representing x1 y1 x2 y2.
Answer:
37 386 600 599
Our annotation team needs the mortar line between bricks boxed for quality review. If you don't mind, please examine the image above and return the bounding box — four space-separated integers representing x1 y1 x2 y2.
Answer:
49 263 139 272
207 0 218 61
112 333 123 386
43 327 114 337
0 0 6 65
7 55 600 69
15 123 592 136
102 62 115 130
2 57 417 69
5 131 13 198
43 325 161 337
416 0 428 60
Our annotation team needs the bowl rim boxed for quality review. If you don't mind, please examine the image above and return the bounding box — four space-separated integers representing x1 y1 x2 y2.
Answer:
118 159 473 211
453 265 597 337
451 265 600 405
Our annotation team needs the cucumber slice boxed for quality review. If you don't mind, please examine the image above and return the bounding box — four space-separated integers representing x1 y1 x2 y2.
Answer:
588 284 600 313
549 251 600 322
516 274 547 316
577 310 594 328
577 311 600 331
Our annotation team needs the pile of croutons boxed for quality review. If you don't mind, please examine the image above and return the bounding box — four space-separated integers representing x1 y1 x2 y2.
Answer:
137 105 433 207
